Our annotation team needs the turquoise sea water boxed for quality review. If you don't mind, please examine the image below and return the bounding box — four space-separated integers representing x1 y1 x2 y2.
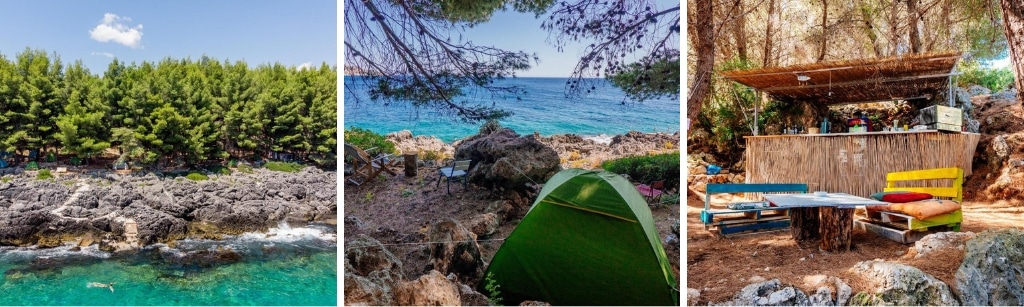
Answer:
0 223 337 306
343 77 681 142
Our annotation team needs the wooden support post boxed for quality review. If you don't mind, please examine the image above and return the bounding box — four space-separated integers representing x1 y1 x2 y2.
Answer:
819 207 854 252
789 207 820 242
403 152 418 177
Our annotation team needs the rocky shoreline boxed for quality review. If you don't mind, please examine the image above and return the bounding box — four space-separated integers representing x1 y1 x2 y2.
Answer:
0 167 336 251
386 129 681 169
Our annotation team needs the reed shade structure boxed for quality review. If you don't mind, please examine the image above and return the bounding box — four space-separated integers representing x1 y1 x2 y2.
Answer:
720 52 960 105
745 131 980 198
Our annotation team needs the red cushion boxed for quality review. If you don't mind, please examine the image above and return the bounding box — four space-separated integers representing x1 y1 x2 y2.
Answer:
881 192 933 203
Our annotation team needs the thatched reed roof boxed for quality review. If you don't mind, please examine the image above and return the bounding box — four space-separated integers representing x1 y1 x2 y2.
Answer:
721 52 961 105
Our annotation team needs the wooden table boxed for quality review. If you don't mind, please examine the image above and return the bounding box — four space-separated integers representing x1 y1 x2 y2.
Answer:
762 193 887 252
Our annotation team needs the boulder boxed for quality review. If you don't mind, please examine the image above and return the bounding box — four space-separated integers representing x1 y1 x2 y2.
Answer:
344 235 404 306
912 231 975 258
454 128 561 191
723 279 810 306
848 260 958 306
459 282 490 306
467 213 500 238
520 301 552 306
687 288 700 306
387 130 455 160
992 88 1019 101
988 135 1010 170
429 219 485 280
968 84 992 97
955 229 1024 306
395 270 461 306
802 275 852 306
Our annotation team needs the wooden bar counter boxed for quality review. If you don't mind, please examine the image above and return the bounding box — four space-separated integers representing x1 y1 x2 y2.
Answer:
744 130 980 198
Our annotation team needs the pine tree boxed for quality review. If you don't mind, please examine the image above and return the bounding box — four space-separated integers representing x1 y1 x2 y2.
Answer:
55 60 110 163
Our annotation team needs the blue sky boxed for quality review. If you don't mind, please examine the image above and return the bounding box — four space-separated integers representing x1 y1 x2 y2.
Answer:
0 1 336 75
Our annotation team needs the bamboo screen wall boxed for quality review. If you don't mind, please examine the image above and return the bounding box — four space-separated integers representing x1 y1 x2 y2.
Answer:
745 131 980 198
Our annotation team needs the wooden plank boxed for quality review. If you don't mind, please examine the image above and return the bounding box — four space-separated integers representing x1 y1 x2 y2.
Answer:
820 207 854 252
709 215 790 226
790 207 820 242
719 220 791 235
707 183 808 194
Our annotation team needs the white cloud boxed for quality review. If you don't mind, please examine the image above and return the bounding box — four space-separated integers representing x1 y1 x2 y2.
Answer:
89 13 143 49
90 51 114 58
297 62 315 70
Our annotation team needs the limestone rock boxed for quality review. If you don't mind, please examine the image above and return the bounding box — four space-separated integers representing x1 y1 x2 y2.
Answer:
802 275 851 306
343 235 404 306
687 288 701 306
459 282 490 306
848 260 958 306
989 135 1010 170
912 231 975 258
467 213 500 238
968 84 992 97
520 301 551 306
429 219 484 280
455 128 561 191
395 270 461 306
956 229 1024 306
722 279 810 306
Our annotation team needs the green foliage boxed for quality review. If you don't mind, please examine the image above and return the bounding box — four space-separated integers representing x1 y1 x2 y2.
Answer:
402 188 414 198
206 164 232 175
344 127 397 155
237 163 254 174
484 272 503 306
36 169 52 180
264 161 304 173
607 57 680 101
479 119 502 134
957 60 1016 92
185 172 209 181
1 177 10 183
601 152 680 189
0 49 337 168
364 191 374 202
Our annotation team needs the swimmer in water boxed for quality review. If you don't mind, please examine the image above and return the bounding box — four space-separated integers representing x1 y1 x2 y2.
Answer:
87 281 116 292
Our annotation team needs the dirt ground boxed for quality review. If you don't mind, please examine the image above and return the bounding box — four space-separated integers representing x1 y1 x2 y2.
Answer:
343 163 681 290
685 190 1024 305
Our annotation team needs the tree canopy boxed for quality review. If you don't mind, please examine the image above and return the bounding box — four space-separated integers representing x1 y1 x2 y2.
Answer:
0 48 337 167
344 0 681 120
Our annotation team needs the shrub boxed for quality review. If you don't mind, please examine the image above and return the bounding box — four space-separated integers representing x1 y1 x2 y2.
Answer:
237 164 254 174
36 169 53 180
265 161 304 173
602 152 680 188
185 172 209 181
206 164 232 175
957 60 1015 92
479 119 502 135
344 126 397 156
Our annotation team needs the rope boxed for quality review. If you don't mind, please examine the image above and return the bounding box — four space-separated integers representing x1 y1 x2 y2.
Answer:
346 238 508 249
508 164 540 186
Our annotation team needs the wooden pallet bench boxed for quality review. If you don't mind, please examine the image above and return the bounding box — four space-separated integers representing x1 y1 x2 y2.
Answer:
701 183 808 235
854 167 964 243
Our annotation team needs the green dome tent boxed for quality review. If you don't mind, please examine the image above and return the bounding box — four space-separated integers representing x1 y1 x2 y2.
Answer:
480 169 679 306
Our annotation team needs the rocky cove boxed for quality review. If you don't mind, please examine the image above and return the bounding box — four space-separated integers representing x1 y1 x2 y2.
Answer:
0 167 337 250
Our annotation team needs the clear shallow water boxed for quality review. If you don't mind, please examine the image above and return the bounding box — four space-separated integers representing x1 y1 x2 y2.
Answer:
343 77 681 142
0 223 337 306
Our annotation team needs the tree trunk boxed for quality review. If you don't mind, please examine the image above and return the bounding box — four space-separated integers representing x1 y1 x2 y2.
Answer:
860 3 884 57
789 207 820 242
890 0 900 55
733 0 748 63
817 0 829 62
687 0 714 130
819 207 854 252
1002 0 1024 104
908 0 922 54
763 0 776 67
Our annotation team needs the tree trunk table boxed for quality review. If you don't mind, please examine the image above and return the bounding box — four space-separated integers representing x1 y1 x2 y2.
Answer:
403 152 418 177
762 193 886 253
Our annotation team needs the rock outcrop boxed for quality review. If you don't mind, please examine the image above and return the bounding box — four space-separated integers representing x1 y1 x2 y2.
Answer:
848 260 958 306
428 219 484 281
344 235 405 306
721 279 811 306
0 167 336 247
395 270 461 306
454 128 560 191
912 231 975 258
802 275 852 306
956 229 1024 306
